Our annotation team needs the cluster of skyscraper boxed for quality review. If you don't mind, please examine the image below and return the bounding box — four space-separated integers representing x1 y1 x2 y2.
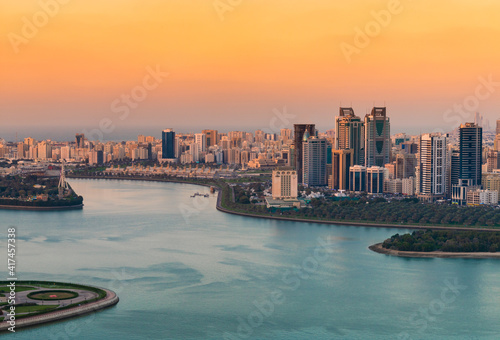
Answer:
287 107 496 205
292 107 390 193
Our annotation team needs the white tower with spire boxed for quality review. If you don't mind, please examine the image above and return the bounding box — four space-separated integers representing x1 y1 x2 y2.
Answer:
58 161 71 198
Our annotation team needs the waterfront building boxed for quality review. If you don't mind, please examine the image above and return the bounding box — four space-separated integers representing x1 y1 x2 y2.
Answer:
418 133 448 202
349 165 367 192
302 136 327 186
272 170 298 199
367 166 385 194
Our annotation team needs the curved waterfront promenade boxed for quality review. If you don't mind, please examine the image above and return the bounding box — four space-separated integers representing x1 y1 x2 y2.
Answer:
0 288 119 332
68 175 500 232
0 204 83 211
369 242 500 259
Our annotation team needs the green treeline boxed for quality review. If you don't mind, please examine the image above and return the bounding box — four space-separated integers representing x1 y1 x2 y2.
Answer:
274 198 500 227
382 230 500 253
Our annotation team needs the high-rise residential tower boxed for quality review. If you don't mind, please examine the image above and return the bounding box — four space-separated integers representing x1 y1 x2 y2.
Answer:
418 133 448 202
335 107 365 165
293 124 316 183
202 130 218 147
365 107 390 167
302 136 327 186
75 134 85 149
162 129 176 159
459 123 482 187
194 133 207 152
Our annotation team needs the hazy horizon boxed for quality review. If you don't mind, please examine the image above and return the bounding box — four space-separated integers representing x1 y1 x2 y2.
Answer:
2 1 499 141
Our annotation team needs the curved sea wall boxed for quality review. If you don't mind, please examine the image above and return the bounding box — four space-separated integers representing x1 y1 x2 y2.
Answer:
369 243 500 259
0 288 118 332
68 176 500 232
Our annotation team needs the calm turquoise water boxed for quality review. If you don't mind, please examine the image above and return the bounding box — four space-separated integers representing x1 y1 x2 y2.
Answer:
1 179 499 339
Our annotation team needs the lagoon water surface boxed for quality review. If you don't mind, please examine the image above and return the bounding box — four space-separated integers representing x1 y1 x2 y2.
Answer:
1 179 499 339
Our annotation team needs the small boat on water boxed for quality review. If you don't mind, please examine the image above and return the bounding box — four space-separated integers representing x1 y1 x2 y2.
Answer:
191 192 209 198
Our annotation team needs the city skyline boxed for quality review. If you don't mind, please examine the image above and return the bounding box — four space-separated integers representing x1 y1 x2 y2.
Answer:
2 1 500 140
3 2 500 338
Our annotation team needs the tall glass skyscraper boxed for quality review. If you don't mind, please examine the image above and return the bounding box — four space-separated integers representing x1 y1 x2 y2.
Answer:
335 107 365 165
364 107 390 167
162 128 176 159
459 123 482 186
302 136 327 186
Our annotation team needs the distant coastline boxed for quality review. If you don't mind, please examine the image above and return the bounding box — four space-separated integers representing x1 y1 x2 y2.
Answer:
369 243 500 259
67 175 500 232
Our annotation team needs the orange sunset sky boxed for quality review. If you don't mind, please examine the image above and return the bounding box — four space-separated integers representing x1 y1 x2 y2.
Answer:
1 0 499 140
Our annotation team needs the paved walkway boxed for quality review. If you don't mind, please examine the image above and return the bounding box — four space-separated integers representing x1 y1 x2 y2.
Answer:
0 287 118 332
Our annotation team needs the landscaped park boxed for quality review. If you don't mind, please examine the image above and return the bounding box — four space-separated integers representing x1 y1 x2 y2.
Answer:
0 281 119 331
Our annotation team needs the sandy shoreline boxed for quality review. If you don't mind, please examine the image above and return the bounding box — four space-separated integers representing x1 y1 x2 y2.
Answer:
369 243 500 259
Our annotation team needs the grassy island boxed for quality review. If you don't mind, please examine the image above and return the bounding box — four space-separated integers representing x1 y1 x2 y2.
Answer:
382 230 500 253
